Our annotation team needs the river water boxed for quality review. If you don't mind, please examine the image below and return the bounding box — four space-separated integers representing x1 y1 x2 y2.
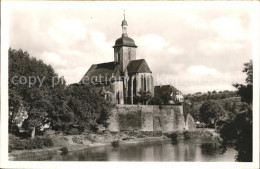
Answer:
16 137 236 161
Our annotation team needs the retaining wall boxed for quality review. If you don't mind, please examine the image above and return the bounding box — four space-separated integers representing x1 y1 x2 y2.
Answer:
107 104 195 133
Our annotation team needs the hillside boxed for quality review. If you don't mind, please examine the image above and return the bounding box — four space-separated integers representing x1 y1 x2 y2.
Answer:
193 97 242 110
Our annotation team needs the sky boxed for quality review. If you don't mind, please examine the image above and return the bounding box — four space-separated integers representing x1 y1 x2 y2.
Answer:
8 2 254 94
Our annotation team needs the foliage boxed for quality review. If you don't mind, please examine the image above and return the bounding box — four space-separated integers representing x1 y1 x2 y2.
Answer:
183 131 191 139
9 48 66 137
185 90 237 103
159 91 172 104
199 100 226 127
9 48 113 137
233 60 252 105
233 84 252 104
169 132 178 141
242 60 253 85
67 84 113 130
218 107 252 161
9 134 53 152
111 140 120 147
60 146 69 155
149 96 163 105
218 60 253 162
183 101 198 121
149 91 172 105
134 90 152 105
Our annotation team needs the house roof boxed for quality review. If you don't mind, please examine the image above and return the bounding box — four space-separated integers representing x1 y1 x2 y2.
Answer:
127 59 152 74
154 85 181 96
80 61 121 84
80 59 152 84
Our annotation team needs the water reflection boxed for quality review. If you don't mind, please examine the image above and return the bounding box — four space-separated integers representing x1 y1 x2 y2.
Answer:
14 137 236 161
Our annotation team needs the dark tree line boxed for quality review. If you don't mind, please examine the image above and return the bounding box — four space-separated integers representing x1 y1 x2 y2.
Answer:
189 60 253 162
9 48 113 138
218 60 253 162
185 90 238 103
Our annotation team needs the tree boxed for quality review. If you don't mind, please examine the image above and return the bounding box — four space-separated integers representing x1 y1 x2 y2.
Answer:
199 100 226 127
135 90 152 105
183 101 198 121
9 48 66 138
149 96 163 105
218 60 253 161
67 84 113 130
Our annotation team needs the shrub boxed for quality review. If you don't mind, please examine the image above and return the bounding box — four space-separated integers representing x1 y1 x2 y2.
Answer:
111 140 120 147
183 131 191 139
169 132 178 141
60 146 68 155
67 128 80 135
9 134 53 152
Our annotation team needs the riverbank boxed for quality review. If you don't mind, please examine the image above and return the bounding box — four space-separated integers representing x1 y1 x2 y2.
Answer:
9 129 217 160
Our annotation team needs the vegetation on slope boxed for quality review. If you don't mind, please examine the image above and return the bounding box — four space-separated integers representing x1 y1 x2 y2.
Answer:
8 48 113 151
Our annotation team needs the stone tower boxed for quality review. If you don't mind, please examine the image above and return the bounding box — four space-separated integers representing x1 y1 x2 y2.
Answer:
113 13 138 72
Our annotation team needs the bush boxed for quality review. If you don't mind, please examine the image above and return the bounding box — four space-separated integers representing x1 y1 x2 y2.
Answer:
169 132 178 141
183 131 191 139
9 134 53 152
111 140 120 147
67 128 80 135
60 146 68 155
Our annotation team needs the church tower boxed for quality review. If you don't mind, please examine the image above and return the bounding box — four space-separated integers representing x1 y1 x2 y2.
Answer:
113 13 137 72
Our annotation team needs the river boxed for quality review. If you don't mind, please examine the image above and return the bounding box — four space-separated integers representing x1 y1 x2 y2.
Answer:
15 137 236 161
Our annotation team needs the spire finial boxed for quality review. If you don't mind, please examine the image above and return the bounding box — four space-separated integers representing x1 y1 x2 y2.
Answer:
121 9 128 36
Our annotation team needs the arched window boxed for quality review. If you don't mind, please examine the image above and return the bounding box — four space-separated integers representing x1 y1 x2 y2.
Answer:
117 53 120 62
116 48 120 63
141 75 144 91
147 76 150 92
128 48 131 60
144 76 146 92
133 77 136 96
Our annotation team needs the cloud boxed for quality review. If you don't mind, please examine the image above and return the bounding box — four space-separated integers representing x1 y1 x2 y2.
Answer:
210 17 247 41
40 52 67 67
187 65 220 76
136 34 166 51
57 66 88 84
8 6 252 93
90 30 112 54
168 46 184 55
48 18 87 46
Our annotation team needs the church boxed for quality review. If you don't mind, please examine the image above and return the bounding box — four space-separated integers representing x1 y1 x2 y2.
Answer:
80 15 154 105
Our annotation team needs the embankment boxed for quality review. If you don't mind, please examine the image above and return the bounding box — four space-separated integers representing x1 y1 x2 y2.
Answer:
107 104 196 132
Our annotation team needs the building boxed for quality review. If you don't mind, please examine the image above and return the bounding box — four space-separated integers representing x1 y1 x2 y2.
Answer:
80 14 154 104
154 85 184 104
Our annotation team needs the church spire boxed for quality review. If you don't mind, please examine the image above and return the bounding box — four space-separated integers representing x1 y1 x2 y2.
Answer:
121 10 128 37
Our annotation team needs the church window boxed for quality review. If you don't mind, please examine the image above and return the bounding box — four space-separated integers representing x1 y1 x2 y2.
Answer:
117 53 120 62
128 48 131 60
144 76 146 92
141 75 144 91
147 76 150 92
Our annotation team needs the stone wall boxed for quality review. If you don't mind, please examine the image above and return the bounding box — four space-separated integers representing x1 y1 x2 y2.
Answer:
107 104 195 133
184 113 196 131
